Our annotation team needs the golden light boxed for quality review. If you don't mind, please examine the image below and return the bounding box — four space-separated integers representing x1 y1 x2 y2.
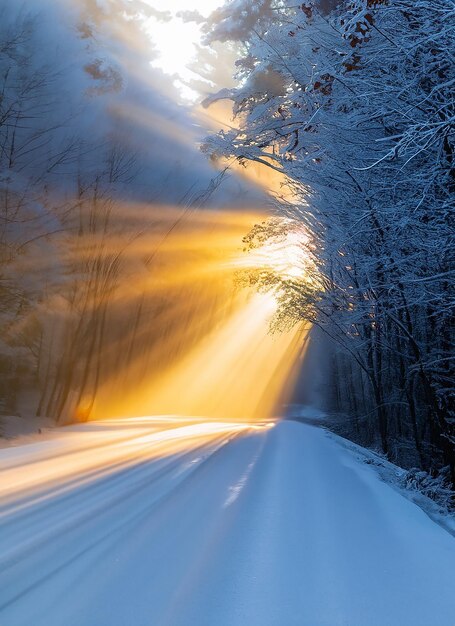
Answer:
0 417 276 510
239 228 310 280
72 207 311 424
113 291 306 421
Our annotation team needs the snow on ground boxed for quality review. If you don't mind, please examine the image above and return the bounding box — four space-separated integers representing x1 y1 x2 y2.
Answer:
1 416 454 626
325 430 455 538
287 406 455 535
0 415 56 447
0 392 56 447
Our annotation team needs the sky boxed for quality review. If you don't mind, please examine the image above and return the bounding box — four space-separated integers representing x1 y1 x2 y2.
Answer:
145 0 226 100
132 0 268 207
0 0 268 212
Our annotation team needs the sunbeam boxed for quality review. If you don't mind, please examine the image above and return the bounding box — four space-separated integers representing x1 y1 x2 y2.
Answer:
70 206 311 422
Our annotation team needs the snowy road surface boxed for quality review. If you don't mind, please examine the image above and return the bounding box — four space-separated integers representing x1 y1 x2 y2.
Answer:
1 417 455 626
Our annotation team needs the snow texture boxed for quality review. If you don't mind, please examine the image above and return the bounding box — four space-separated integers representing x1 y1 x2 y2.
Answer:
1 416 455 625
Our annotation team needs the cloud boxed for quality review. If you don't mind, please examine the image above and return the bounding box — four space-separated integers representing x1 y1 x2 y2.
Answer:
176 10 205 25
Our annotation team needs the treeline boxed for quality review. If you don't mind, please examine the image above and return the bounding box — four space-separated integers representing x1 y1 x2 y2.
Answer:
0 1 147 421
0 1 229 426
204 0 455 487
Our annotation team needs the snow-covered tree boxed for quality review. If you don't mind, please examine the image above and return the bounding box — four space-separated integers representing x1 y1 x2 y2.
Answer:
203 0 455 487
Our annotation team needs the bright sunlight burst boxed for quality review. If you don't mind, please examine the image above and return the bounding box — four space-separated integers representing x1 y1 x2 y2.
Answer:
86 211 309 423
145 0 225 100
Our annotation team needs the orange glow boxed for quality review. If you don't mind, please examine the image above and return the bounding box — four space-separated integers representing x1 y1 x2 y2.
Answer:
64 206 311 423
235 227 310 279
196 100 292 200
35 195 309 424
103 292 308 420
0 417 274 510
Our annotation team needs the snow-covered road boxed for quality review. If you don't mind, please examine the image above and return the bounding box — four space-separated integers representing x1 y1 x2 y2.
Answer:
1 417 454 626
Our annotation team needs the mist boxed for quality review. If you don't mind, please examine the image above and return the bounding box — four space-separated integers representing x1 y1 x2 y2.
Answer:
0 0 305 429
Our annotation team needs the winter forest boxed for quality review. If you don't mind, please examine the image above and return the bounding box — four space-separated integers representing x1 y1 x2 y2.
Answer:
2 0 453 491
0 1 455 624
204 0 455 490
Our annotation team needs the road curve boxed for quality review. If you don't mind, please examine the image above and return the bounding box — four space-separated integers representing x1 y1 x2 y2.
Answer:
1 417 454 626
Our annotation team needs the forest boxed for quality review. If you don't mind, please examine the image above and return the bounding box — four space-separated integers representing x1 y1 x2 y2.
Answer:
0 2 455 624
202 0 455 493
0 0 454 495
0 1 260 429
